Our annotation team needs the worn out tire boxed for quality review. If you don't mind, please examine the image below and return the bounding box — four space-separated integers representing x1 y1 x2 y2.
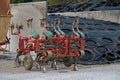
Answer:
101 37 114 45
23 54 33 70
105 52 117 61
80 48 95 62
85 38 98 48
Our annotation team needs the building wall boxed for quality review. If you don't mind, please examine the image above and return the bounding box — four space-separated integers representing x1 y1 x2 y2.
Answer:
7 1 47 52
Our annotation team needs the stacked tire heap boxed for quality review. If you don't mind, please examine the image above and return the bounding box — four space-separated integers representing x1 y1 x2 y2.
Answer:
48 0 120 13
48 14 120 64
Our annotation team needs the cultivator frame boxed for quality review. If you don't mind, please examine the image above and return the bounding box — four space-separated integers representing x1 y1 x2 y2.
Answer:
12 18 85 72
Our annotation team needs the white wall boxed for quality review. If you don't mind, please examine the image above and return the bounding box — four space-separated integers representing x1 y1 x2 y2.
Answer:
7 1 47 52
52 10 120 24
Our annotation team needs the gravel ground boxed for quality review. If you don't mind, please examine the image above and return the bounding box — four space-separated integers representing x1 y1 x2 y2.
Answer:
0 53 120 80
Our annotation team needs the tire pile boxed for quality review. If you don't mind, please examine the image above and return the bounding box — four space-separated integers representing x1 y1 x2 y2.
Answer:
48 14 120 64
48 0 120 13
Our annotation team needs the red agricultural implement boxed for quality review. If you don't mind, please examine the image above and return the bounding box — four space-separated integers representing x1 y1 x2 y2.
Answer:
12 18 85 72
0 0 85 72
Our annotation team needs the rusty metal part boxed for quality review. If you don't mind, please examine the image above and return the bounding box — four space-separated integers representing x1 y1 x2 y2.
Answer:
40 18 47 32
10 23 14 35
26 18 33 28
16 23 23 33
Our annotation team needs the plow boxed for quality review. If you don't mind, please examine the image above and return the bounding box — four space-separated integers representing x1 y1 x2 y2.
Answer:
11 18 85 72
0 0 85 72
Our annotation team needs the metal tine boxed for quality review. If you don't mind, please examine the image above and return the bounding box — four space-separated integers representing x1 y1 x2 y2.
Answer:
53 19 60 35
16 23 23 33
75 17 80 32
75 17 86 40
57 18 65 35
72 18 79 36
40 18 47 33
10 22 14 35
26 18 33 28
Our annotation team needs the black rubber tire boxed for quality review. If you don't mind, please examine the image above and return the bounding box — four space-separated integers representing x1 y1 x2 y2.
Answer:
96 27 105 31
101 37 114 44
63 57 72 67
86 27 94 31
62 29 72 35
117 37 120 41
23 54 33 70
85 39 98 48
105 52 117 61
116 44 120 49
107 28 116 31
116 50 120 58
79 48 95 62
93 46 109 60
94 46 108 56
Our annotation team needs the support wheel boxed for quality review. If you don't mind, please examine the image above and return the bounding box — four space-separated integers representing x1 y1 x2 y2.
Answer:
15 53 22 68
23 54 33 70
15 58 21 67
63 57 72 67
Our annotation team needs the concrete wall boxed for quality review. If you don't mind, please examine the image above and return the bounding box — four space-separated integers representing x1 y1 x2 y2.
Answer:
53 10 120 24
7 1 47 52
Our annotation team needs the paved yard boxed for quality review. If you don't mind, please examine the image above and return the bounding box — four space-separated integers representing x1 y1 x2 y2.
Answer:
0 53 120 80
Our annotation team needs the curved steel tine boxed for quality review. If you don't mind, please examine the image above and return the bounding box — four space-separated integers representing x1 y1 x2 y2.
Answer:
10 22 14 35
72 19 79 36
53 19 60 35
57 18 65 35
26 18 33 28
40 18 47 32
76 18 80 32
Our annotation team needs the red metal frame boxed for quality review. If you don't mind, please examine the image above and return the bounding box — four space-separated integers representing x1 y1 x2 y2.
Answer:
14 31 85 58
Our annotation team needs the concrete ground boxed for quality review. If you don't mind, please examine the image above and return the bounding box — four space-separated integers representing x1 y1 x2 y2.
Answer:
0 53 120 80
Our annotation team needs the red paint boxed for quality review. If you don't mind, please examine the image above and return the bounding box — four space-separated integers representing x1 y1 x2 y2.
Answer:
14 31 85 58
